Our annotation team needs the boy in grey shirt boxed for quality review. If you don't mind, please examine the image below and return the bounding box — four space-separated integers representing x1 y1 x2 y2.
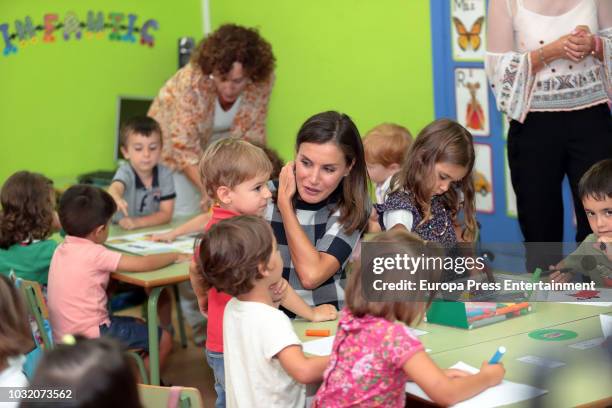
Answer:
108 117 176 230
550 159 612 287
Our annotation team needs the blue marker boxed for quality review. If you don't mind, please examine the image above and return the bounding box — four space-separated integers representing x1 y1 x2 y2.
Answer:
489 346 506 364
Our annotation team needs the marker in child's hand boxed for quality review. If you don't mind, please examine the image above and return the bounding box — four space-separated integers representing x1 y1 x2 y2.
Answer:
489 346 506 364
305 329 330 337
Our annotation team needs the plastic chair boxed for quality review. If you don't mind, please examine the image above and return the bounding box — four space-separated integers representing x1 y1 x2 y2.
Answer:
138 384 203 408
11 274 150 384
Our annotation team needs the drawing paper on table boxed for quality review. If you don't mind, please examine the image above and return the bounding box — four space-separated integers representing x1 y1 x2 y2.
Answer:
517 355 565 369
106 229 196 255
601 314 612 338
303 336 335 356
569 337 604 350
405 361 547 407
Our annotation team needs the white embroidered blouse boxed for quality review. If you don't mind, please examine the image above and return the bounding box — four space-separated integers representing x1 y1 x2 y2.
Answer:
485 0 612 122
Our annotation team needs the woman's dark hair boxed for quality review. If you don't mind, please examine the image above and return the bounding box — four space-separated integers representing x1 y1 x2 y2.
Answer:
0 171 55 248
296 111 370 235
0 274 34 364
197 215 275 296
21 336 142 408
191 24 275 82
59 185 117 238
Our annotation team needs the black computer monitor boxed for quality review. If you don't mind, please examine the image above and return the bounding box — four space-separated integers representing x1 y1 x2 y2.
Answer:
115 96 154 160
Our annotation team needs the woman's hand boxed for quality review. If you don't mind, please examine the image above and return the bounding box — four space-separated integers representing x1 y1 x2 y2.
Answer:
309 304 338 322
565 25 594 62
278 161 297 212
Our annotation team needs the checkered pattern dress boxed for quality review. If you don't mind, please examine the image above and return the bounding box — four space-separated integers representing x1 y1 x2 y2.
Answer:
264 181 362 312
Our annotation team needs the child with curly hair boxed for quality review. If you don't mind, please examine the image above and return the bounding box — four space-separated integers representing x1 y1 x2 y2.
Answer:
0 171 60 285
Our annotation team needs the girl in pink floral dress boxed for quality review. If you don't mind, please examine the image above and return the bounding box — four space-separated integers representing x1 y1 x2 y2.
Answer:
313 230 505 407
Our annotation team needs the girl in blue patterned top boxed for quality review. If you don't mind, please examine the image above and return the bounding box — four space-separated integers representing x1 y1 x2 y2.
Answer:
376 119 477 246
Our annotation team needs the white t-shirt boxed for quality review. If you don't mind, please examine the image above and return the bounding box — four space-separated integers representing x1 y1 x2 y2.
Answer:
223 298 305 408
375 175 393 205
0 355 28 408
209 96 242 146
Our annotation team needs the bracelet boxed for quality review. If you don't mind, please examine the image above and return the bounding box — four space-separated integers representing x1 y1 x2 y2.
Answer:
592 35 602 56
538 47 550 69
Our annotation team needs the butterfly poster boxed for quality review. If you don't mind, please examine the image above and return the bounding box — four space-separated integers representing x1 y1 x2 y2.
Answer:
451 0 486 62
455 68 490 136
474 143 494 213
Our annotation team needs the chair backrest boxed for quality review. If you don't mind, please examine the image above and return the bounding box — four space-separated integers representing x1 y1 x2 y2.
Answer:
12 275 54 350
138 384 203 408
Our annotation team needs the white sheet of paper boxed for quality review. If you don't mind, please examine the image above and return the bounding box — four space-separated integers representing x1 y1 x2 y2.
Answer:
601 314 612 338
405 361 547 408
302 327 427 357
106 229 196 255
569 337 605 350
302 336 334 356
517 355 565 369
409 328 428 337
560 302 612 307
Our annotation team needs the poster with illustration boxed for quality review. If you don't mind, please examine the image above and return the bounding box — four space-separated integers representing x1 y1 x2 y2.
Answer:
474 143 494 213
455 68 489 136
450 0 486 61
504 147 517 217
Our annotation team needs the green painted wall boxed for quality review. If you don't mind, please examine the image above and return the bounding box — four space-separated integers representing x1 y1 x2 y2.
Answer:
211 0 434 161
1 1 434 183
0 1 202 183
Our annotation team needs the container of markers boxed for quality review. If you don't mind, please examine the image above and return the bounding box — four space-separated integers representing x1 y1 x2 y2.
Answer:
425 301 532 329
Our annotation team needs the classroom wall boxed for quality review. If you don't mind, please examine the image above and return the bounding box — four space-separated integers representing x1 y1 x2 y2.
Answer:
210 0 434 161
0 1 203 184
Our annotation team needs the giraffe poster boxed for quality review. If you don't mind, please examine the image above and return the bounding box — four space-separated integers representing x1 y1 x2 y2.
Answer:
455 67 489 136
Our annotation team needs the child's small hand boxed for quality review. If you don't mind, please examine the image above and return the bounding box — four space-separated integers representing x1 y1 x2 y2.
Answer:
119 217 137 230
310 304 338 322
548 264 573 283
269 278 289 304
444 368 470 378
479 361 505 386
151 231 177 242
113 197 129 217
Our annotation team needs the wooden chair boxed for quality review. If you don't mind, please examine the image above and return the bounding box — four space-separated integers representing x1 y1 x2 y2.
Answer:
138 384 203 408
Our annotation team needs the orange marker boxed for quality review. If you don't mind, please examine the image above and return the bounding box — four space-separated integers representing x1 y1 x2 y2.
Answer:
495 302 530 315
306 329 330 337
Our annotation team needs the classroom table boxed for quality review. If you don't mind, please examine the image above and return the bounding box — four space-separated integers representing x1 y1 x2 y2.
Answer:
109 220 193 386
294 302 611 354
426 313 612 407
294 305 612 407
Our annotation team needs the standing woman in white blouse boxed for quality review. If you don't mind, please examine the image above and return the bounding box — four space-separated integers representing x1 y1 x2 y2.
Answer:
485 0 612 272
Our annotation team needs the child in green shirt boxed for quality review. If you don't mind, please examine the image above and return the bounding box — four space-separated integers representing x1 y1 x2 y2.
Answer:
0 171 60 285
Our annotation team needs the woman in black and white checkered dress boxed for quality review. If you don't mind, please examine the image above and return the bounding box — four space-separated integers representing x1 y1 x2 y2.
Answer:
264 111 370 313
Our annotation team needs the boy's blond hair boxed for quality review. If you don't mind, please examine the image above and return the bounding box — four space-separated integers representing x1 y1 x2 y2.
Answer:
363 123 412 167
199 139 273 200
